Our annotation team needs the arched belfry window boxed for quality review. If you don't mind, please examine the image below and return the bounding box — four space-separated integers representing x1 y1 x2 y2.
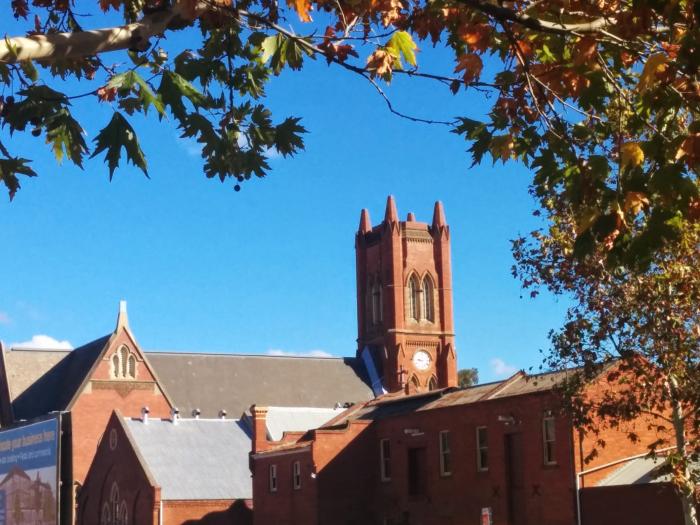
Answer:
111 346 137 380
371 279 382 325
428 376 438 391
407 275 420 321
407 375 421 394
422 274 435 322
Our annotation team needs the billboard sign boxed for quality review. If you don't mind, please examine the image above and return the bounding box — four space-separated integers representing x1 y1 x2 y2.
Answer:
0 417 59 525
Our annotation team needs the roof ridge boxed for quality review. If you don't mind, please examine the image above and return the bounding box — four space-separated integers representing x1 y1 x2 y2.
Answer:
145 350 350 360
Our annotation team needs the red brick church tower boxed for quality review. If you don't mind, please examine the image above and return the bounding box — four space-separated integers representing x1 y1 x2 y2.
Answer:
355 196 457 394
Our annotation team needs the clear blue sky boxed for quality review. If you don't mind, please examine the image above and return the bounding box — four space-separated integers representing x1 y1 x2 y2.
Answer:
0 15 567 382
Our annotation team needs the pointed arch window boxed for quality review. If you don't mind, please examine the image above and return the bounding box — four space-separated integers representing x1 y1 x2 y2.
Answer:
422 275 435 322
428 376 438 391
111 346 137 380
407 275 420 321
407 375 420 394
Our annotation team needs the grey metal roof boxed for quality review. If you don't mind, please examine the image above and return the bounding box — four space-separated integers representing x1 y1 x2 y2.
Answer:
145 352 374 419
8 336 110 420
265 406 344 441
124 417 253 500
598 456 700 486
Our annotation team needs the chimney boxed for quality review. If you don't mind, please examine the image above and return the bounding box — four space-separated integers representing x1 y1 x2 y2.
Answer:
192 408 201 419
251 405 269 453
432 200 446 229
407 212 416 222
141 406 149 424
219 409 227 420
171 407 180 425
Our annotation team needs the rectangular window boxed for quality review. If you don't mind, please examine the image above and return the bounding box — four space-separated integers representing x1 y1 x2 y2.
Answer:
293 461 301 490
269 464 277 492
380 439 391 481
543 415 557 465
439 431 451 476
408 447 427 496
476 426 488 471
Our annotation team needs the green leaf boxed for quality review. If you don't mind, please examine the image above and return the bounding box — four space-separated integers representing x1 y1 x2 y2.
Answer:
108 71 164 116
388 31 418 68
0 158 36 200
19 60 38 82
158 70 207 121
274 117 306 157
45 109 87 166
90 112 147 178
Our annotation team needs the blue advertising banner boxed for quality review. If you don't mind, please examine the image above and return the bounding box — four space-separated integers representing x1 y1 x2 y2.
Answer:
0 417 59 525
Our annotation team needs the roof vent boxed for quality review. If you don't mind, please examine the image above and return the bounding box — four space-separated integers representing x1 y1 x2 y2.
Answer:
141 406 150 424
171 407 180 425
192 408 201 419
219 409 227 420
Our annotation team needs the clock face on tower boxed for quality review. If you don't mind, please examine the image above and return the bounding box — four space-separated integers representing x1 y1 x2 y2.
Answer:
412 350 431 371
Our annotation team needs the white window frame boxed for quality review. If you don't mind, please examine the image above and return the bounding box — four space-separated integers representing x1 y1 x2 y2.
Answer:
476 426 488 471
293 460 301 490
269 464 278 492
439 430 452 476
543 415 557 465
380 439 391 481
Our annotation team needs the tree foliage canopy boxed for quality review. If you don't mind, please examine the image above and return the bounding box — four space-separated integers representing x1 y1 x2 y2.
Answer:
0 0 698 267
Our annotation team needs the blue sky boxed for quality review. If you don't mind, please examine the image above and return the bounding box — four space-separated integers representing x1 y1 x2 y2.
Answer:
0 14 567 382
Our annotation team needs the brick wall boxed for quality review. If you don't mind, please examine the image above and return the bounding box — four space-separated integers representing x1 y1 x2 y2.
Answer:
163 499 252 525
580 484 689 525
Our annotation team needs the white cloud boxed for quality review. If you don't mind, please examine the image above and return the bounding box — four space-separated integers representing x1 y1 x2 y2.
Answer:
266 349 333 358
0 312 10 325
11 335 73 350
490 357 517 378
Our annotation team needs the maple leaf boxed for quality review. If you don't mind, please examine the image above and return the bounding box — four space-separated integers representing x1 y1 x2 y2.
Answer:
388 31 418 68
454 53 483 84
637 53 668 92
99 0 121 11
91 112 147 178
573 37 597 66
675 133 699 168
459 24 490 53
624 191 650 215
620 142 644 170
366 49 396 81
12 0 29 19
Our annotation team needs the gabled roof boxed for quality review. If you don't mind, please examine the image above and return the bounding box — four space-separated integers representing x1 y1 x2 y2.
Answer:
259 406 345 441
145 352 374 418
124 417 253 500
10 335 111 420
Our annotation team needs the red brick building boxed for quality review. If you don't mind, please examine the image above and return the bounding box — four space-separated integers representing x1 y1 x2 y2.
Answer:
250 198 680 525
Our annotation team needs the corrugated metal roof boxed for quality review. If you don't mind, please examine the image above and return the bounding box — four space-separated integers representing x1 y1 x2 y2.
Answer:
265 406 345 441
124 418 252 500
598 456 699 486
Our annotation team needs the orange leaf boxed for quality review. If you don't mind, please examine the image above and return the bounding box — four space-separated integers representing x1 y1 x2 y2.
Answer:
288 0 312 22
454 53 483 84
675 133 700 168
366 50 395 81
623 191 650 215
459 24 490 53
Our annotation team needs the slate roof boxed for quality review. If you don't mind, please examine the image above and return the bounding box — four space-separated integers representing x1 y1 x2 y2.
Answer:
145 352 374 418
124 417 253 500
7 336 110 421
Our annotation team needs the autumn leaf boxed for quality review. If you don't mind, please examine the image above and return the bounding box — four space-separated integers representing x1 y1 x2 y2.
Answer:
288 0 312 22
367 49 397 81
99 0 121 11
675 133 699 168
637 53 668 92
624 191 650 215
454 53 483 84
620 142 644 170
459 24 490 53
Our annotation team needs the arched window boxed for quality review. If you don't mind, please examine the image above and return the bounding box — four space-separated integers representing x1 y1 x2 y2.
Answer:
111 354 120 378
407 275 420 321
428 376 438 391
127 355 136 378
119 346 129 377
422 275 435 322
407 375 421 394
